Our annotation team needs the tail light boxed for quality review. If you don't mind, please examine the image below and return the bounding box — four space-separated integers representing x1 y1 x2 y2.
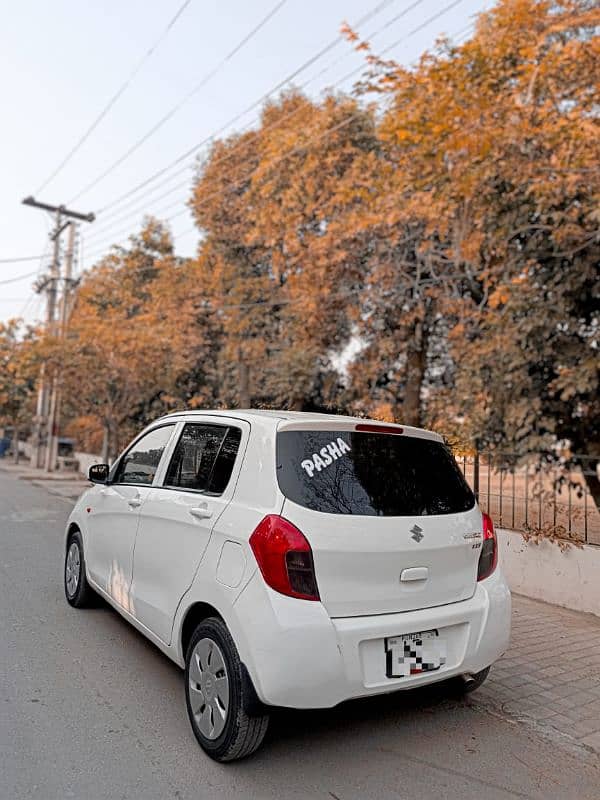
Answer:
249 515 320 601
477 512 498 581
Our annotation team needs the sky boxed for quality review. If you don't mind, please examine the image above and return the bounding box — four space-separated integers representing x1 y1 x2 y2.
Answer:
0 0 491 325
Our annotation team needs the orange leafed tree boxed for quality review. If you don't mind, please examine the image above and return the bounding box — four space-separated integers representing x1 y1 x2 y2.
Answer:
189 91 379 410
57 220 219 460
342 0 599 457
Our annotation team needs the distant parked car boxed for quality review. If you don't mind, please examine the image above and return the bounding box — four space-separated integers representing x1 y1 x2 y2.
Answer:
63 410 511 761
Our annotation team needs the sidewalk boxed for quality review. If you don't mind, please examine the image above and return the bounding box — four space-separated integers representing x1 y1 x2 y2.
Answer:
0 460 89 500
479 595 600 755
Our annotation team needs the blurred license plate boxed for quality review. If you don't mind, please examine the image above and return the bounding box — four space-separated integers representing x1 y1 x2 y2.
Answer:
385 630 447 678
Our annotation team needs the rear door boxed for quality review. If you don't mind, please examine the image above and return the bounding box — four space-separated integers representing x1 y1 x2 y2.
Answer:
277 424 482 618
131 419 247 644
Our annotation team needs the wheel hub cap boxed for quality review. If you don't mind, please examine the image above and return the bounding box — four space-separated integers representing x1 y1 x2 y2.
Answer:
203 675 214 699
188 638 230 740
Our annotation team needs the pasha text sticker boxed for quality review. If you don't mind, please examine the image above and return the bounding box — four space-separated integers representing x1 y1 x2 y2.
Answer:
301 437 351 478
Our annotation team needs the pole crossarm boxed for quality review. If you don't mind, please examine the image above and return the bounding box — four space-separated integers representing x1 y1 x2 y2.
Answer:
22 196 95 223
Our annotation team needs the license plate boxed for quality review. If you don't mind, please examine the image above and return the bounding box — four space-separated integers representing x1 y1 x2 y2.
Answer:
385 630 447 678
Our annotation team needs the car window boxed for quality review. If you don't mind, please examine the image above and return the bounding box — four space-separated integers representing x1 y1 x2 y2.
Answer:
207 426 242 494
276 430 475 516
113 425 175 486
164 424 242 494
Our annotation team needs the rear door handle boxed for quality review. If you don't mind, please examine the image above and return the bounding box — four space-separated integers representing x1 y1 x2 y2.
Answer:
189 504 212 520
128 497 142 509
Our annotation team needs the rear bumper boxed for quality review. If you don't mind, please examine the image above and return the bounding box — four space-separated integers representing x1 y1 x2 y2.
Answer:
232 568 511 709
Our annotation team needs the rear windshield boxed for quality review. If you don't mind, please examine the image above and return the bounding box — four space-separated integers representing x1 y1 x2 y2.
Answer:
276 430 475 516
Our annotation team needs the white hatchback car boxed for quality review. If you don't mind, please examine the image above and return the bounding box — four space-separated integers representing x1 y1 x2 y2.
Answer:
64 410 511 761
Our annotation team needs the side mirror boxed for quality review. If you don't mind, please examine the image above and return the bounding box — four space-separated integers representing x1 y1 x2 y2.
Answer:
88 463 109 484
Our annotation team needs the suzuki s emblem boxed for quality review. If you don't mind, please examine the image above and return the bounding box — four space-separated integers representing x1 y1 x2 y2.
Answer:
410 524 424 543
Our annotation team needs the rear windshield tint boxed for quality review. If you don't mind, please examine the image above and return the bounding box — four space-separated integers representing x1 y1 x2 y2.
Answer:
276 430 475 516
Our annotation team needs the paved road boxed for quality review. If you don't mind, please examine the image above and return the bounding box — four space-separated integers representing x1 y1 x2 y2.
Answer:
1 471 598 800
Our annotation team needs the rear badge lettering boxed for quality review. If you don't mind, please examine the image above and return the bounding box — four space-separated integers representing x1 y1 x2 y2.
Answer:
301 438 351 478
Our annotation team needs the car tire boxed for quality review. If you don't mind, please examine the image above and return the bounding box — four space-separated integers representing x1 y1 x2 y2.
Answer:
453 666 491 695
64 530 95 608
184 617 269 762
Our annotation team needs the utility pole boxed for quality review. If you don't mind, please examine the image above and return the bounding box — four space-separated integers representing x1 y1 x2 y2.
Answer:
22 197 94 470
45 223 78 472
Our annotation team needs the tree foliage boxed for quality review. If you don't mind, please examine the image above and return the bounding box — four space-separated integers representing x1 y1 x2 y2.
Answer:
0 320 39 430
53 219 220 457
189 92 378 409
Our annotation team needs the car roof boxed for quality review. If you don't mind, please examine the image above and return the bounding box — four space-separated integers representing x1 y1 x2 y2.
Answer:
157 409 443 442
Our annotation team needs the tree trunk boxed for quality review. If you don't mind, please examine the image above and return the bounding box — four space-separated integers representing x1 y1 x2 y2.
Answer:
583 467 600 515
238 344 250 408
108 421 119 464
402 316 430 427
101 423 110 465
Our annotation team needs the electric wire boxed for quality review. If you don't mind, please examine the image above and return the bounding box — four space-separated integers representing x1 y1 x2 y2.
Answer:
83 108 367 261
84 0 464 257
0 255 48 264
378 0 464 57
0 270 39 286
12 219 53 321
89 0 402 218
85 0 422 243
84 0 428 247
69 0 289 204
35 0 195 195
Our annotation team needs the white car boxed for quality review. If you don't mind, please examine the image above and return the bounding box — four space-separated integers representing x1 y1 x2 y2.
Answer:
64 410 511 761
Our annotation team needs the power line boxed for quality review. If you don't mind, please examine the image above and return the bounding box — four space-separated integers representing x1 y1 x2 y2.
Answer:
90 0 401 218
13 220 54 320
0 254 48 263
69 0 289 204
84 0 422 247
85 0 463 257
378 0 465 56
35 0 195 195
87 0 395 234
16 293 39 320
85 0 420 242
0 270 39 285
82 109 366 261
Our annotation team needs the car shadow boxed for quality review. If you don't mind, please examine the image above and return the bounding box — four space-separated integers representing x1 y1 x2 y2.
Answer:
267 679 468 746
